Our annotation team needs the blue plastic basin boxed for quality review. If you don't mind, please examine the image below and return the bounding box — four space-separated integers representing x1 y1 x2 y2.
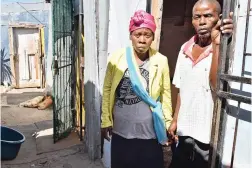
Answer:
1 126 25 160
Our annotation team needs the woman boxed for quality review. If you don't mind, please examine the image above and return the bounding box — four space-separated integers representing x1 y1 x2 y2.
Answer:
101 10 173 168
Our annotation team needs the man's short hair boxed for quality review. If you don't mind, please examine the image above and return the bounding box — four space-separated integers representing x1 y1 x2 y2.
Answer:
193 0 222 15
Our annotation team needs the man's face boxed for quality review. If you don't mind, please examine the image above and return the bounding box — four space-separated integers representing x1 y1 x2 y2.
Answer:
130 28 154 54
192 2 219 40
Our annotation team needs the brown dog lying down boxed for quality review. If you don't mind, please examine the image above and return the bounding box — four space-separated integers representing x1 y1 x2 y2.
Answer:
19 95 52 110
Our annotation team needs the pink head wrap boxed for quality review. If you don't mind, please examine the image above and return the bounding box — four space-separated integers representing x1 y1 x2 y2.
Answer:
129 10 156 33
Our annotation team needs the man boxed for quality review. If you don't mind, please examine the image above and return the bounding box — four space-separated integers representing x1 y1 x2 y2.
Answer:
168 0 233 167
101 10 173 168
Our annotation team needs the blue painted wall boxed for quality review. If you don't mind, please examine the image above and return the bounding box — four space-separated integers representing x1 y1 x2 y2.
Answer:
1 2 50 85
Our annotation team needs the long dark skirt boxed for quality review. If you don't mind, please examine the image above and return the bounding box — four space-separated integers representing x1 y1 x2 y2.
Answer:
111 133 164 168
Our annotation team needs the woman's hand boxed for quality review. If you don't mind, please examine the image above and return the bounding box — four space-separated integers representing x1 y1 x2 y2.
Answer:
101 126 113 141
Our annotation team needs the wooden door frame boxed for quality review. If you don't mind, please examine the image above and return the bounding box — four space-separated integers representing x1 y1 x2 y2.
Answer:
8 23 45 88
150 0 163 51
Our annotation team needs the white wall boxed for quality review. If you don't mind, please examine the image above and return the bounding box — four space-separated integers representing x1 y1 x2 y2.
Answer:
46 2 53 89
107 0 147 56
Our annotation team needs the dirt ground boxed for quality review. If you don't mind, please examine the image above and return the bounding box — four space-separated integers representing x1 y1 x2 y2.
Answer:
1 87 103 168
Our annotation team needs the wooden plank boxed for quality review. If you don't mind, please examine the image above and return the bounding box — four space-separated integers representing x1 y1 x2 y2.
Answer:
9 22 44 28
76 52 80 131
151 0 163 51
15 82 41 88
34 54 39 80
39 27 45 88
8 27 17 87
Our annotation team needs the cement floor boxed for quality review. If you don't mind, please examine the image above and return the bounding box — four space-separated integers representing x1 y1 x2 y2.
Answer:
1 88 103 168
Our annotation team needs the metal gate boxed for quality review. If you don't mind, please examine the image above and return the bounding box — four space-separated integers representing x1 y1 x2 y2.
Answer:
52 0 75 142
209 0 252 167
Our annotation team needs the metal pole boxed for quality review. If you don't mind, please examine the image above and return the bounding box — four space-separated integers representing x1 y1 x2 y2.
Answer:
79 0 84 141
146 0 152 13
209 0 231 167
71 0 77 134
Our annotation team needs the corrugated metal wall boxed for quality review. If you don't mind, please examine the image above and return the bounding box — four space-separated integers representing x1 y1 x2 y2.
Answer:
83 0 101 161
